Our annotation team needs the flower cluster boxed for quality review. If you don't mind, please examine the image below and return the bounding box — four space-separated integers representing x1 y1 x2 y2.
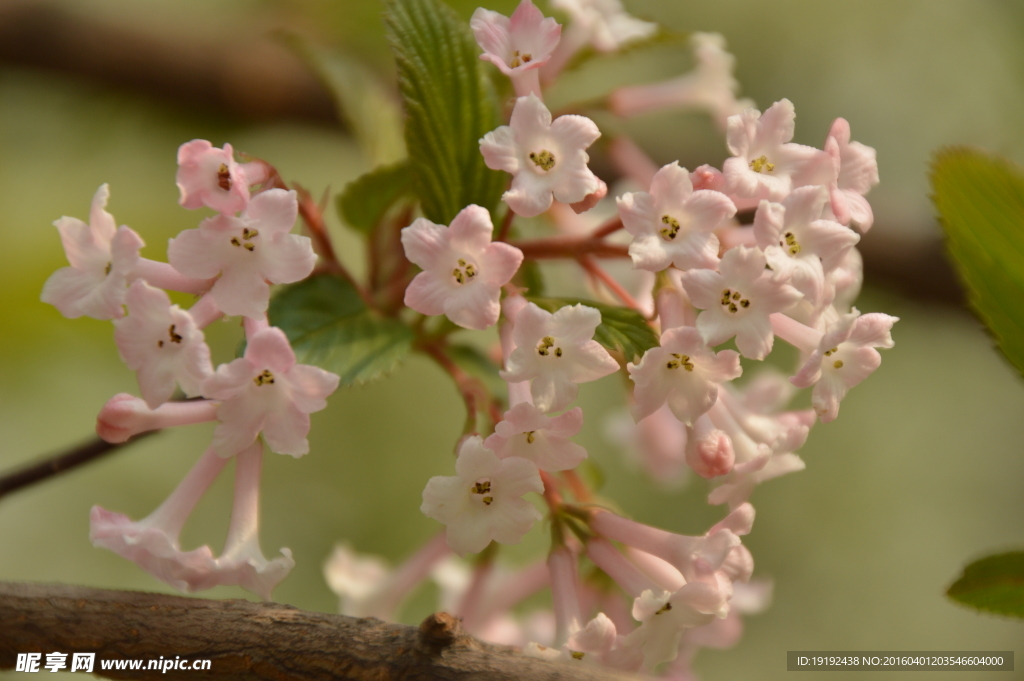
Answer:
396 0 896 676
42 0 897 675
43 142 339 599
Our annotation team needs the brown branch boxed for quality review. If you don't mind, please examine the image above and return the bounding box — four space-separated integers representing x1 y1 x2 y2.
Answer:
0 432 156 502
0 582 632 681
511 236 629 260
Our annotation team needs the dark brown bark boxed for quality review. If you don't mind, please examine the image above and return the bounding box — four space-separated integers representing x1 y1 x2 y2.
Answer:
0 582 634 681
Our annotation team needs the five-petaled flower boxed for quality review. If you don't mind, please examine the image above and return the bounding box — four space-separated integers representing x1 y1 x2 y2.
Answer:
202 327 340 458
617 161 736 272
501 302 620 412
722 99 832 202
41 184 144 320
628 326 742 424
176 140 251 215
681 246 802 360
421 436 543 556
401 205 524 330
114 280 213 408
471 0 561 96
167 189 316 319
484 402 588 472
481 95 602 217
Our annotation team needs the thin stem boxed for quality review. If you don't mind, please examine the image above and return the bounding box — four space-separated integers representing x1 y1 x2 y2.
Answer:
0 432 157 501
577 256 643 312
293 184 373 310
590 215 623 239
495 206 516 243
539 470 564 513
510 235 628 260
560 469 593 504
418 341 484 436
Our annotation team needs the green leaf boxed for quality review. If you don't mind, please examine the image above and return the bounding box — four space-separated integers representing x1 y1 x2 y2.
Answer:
384 0 506 224
931 148 1024 377
337 161 413 236
947 551 1024 618
528 297 659 362
269 274 413 386
281 33 405 165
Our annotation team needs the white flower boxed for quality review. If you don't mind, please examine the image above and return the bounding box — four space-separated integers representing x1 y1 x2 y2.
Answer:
628 326 742 424
552 0 657 52
753 186 860 307
791 308 897 422
681 246 802 360
420 437 543 555
617 162 735 272
484 402 588 472
481 95 602 217
722 99 832 202
41 184 144 320
501 302 620 412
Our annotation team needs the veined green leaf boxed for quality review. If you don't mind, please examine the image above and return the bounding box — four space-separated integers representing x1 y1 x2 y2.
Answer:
947 551 1024 618
269 275 413 386
281 33 405 165
337 161 413 236
931 148 1024 377
528 296 658 362
384 0 505 225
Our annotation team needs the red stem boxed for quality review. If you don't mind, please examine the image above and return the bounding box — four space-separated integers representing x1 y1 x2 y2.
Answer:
510 235 628 260
577 256 643 311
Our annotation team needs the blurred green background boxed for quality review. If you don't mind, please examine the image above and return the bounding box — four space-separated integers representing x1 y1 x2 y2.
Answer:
1 0 1022 679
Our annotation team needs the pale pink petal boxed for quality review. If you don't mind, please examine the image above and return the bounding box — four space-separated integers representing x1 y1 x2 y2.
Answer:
167 225 229 279
404 271 449 316
210 267 271 319
480 127 520 174
261 404 311 457
245 189 299 236
259 233 317 284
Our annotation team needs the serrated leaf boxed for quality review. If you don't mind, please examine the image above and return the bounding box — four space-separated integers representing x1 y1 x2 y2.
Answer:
337 161 413 236
528 296 658 362
281 33 405 165
446 343 505 397
947 551 1024 618
384 0 505 224
269 274 413 386
932 148 1024 377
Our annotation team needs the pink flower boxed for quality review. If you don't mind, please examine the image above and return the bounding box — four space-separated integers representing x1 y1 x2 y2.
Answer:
609 33 754 130
420 436 543 555
628 326 742 424
114 281 213 408
501 302 620 412
824 117 880 231
401 205 524 330
471 1 561 97
752 186 860 307
176 140 250 215
681 246 801 360
167 189 316 319
617 162 735 272
722 99 833 202
551 0 657 53
96 393 217 444
484 402 587 472
41 184 144 320
480 95 602 217
791 308 897 422
708 451 805 508
202 327 340 457
90 441 293 599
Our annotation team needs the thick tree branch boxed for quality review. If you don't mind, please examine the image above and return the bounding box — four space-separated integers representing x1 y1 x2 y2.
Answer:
0 582 632 681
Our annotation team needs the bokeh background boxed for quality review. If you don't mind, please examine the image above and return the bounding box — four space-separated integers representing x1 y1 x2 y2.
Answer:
1 0 1022 679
